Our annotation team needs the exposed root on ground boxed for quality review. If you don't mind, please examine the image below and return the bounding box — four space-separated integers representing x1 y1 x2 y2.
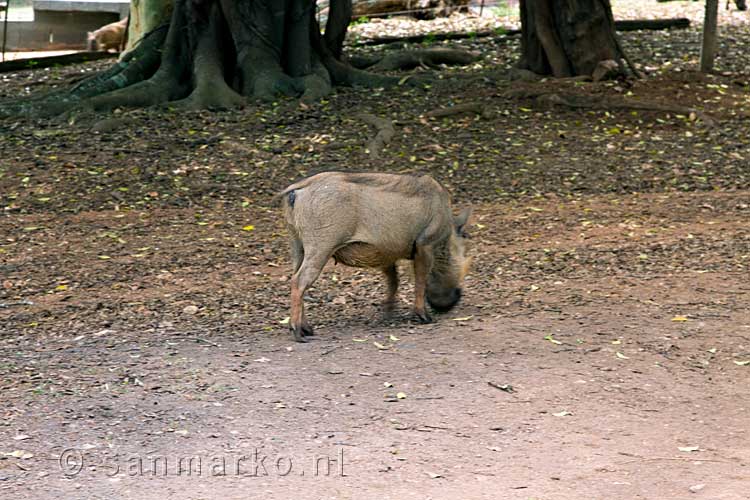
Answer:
423 102 492 120
357 113 395 159
506 89 716 126
0 0 429 117
350 48 479 71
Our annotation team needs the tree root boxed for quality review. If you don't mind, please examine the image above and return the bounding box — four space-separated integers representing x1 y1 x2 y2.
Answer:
168 81 247 111
0 25 168 118
0 0 440 117
506 89 715 126
357 113 395 159
350 48 480 71
79 57 188 114
299 60 332 103
423 102 492 120
169 0 245 111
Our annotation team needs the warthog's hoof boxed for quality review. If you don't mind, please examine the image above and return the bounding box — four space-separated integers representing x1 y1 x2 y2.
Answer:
291 330 308 343
291 323 314 343
415 310 434 324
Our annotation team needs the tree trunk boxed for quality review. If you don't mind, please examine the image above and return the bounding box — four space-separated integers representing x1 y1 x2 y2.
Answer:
125 0 173 52
519 0 623 77
1 0 417 117
700 0 719 73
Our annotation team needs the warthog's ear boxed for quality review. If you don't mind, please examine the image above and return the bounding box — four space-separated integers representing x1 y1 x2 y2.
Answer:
454 207 472 235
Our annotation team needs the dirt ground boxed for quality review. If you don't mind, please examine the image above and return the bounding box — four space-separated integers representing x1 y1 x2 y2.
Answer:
2 2 750 499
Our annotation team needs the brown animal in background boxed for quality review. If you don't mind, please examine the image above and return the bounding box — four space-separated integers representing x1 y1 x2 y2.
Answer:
280 172 472 342
87 17 128 52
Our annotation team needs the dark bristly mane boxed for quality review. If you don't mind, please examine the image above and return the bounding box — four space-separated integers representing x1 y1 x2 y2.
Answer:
431 236 453 273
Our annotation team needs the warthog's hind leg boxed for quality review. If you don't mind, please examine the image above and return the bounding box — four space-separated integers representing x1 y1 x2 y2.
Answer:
290 235 304 274
290 251 328 342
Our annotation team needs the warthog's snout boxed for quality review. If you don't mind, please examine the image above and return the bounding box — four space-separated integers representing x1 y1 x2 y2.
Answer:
280 171 472 342
427 287 462 313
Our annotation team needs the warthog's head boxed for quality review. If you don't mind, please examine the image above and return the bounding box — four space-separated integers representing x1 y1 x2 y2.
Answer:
426 207 472 312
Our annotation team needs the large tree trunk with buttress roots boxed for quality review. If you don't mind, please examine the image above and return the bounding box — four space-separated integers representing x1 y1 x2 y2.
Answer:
124 0 174 52
518 0 627 77
0 0 407 117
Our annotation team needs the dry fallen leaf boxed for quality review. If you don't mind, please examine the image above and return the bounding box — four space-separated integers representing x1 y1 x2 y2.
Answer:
552 411 572 417
678 446 700 452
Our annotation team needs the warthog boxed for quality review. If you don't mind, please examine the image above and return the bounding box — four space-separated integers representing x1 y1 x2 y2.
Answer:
280 172 472 342
87 17 128 52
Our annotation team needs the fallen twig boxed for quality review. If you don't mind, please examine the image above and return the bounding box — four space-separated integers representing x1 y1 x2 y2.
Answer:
0 300 34 308
192 337 220 347
487 381 515 392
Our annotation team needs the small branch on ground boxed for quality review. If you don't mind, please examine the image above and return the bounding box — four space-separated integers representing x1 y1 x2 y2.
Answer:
357 113 395 159
192 337 220 347
0 300 34 308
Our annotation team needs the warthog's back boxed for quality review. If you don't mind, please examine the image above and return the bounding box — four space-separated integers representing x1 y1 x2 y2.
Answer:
282 172 454 265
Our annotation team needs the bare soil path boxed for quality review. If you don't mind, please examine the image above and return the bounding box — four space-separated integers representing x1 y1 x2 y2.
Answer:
2 191 749 499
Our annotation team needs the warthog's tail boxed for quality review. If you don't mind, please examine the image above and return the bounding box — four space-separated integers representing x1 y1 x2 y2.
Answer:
275 172 343 207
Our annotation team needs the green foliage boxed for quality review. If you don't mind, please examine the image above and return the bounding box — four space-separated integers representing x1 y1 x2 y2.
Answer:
421 32 437 46
491 0 516 17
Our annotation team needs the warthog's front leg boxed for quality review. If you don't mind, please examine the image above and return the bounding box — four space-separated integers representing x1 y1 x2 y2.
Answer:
290 251 328 342
382 264 399 316
412 245 434 323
